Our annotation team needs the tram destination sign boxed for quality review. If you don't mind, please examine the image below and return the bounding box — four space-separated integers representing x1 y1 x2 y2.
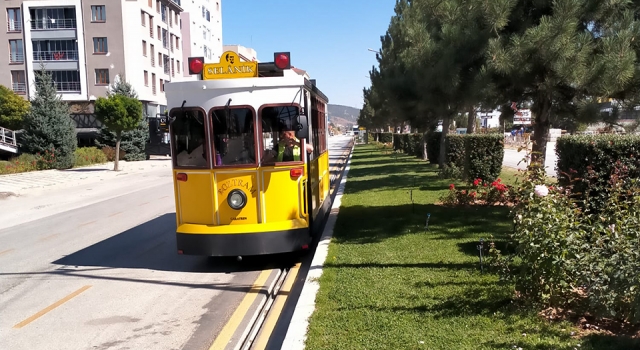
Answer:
203 51 258 80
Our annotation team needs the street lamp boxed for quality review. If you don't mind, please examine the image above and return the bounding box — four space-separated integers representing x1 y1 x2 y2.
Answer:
367 48 380 54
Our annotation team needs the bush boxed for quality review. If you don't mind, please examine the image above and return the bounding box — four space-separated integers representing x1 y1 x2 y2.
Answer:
378 132 393 143
74 147 108 167
556 134 640 212
464 134 504 182
492 160 640 325
445 134 465 168
101 146 125 161
0 154 39 174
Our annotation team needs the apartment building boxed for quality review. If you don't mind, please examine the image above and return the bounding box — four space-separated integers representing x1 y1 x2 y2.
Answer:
179 0 223 78
0 0 194 118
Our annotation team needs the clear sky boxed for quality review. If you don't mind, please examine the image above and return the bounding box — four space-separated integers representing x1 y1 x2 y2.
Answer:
221 1 396 109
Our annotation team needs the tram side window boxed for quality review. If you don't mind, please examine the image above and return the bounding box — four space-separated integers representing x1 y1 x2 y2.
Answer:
211 108 256 166
261 106 309 164
172 109 208 167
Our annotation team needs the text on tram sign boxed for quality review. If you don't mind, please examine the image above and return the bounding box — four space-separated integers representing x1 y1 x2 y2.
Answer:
217 178 257 196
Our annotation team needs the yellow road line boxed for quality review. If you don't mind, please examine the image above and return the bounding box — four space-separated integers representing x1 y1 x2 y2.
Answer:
209 270 272 350
0 249 14 256
13 285 92 329
39 233 60 241
78 221 96 227
251 263 301 350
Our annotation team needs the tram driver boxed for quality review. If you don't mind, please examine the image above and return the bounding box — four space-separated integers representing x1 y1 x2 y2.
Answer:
262 130 313 163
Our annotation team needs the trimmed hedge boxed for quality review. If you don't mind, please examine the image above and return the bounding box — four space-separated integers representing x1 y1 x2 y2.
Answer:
445 134 465 168
464 134 504 182
556 134 640 211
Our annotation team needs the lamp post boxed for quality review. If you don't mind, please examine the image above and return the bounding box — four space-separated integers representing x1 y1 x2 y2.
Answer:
367 48 380 54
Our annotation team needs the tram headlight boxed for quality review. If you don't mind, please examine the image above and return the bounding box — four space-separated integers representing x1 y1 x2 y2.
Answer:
227 189 247 210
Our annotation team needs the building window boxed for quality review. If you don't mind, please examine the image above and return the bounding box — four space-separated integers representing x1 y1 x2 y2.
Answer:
11 71 26 94
156 0 160 13
91 5 106 22
7 8 21 32
148 0 153 8
169 10 173 27
176 60 180 73
142 40 147 56
141 11 146 26
9 39 23 63
152 73 156 94
144 70 149 86
163 54 170 74
149 16 154 37
175 36 179 51
95 69 109 85
171 58 175 77
30 8 76 30
157 26 161 40
160 79 164 92
162 29 168 48
49 70 81 92
32 39 78 61
150 44 155 66
93 37 108 53
161 4 167 23
158 52 162 67
170 34 174 52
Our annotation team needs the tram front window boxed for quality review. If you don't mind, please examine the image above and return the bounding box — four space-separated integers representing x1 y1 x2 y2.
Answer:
172 109 208 168
211 107 256 166
260 106 308 164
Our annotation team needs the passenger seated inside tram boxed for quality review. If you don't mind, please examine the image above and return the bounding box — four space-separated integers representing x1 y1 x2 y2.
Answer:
262 130 313 163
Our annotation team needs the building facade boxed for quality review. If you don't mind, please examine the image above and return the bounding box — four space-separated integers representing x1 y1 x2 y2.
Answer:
1 0 222 120
222 44 257 62
180 0 223 78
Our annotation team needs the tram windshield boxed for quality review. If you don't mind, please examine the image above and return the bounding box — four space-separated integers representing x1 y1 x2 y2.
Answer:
172 109 207 168
261 106 303 164
211 107 256 166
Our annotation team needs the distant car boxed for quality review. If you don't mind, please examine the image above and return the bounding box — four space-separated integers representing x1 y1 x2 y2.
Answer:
330 132 334 136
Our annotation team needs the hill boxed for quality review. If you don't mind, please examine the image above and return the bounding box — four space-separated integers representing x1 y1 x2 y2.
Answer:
327 104 360 127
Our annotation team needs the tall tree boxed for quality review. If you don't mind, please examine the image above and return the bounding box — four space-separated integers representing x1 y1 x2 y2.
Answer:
487 0 640 164
21 65 76 169
0 85 30 130
94 93 143 171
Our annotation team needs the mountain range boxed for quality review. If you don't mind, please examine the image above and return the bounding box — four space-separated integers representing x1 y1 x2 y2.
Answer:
327 104 360 127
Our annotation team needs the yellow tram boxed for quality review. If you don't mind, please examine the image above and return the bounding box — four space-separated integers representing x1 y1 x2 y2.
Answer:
163 51 331 257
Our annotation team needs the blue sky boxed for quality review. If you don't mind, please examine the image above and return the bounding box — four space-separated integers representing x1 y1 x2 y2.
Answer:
221 1 396 109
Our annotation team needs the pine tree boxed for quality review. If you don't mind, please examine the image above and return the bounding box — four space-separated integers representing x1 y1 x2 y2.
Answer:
95 74 149 161
21 65 76 169
487 0 640 164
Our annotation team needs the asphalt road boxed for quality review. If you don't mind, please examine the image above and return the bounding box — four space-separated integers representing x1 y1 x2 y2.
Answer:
0 135 354 350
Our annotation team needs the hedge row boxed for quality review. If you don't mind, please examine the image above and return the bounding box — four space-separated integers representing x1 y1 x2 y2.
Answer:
556 134 640 211
427 132 504 182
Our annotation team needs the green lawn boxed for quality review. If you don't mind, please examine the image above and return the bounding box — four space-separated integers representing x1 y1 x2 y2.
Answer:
304 144 634 350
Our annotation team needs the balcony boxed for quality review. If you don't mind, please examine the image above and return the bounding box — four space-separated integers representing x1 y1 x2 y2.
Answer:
7 21 22 32
54 81 81 92
31 18 76 30
33 50 78 61
9 52 24 64
12 83 26 94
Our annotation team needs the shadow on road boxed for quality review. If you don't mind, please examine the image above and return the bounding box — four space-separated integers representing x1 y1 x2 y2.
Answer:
51 213 299 274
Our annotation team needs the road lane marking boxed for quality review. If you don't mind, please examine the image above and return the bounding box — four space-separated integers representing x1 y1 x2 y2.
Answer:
78 221 96 227
159 195 170 199
139 202 150 206
13 285 92 329
251 263 301 350
108 211 122 217
0 249 15 256
209 270 271 350
39 233 60 241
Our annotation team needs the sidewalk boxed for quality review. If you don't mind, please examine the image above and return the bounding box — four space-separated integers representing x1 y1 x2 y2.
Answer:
0 157 172 196
0 158 173 229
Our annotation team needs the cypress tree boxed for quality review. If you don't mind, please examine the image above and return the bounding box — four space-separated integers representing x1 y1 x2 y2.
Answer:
21 65 76 169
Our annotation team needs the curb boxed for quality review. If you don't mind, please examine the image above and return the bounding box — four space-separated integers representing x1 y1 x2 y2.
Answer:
280 143 354 350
